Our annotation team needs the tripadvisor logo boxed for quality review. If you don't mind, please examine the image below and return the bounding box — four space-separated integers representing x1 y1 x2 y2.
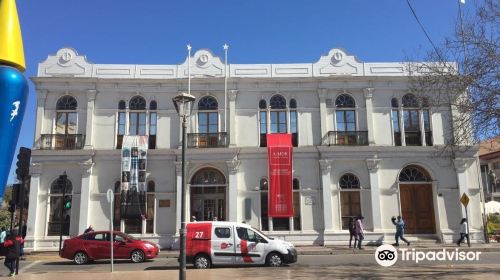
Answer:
375 244 482 267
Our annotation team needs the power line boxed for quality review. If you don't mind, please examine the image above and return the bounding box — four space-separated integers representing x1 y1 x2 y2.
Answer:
405 0 444 61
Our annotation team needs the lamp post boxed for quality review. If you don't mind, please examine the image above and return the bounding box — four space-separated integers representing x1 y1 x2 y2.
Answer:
172 92 195 280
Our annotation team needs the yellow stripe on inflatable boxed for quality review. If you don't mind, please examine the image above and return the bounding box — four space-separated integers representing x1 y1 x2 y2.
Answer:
0 0 25 72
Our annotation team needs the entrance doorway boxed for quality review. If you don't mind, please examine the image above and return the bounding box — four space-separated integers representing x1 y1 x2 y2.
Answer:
398 165 436 234
190 168 227 221
400 184 435 234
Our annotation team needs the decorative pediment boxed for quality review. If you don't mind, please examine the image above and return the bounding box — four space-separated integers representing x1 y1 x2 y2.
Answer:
38 48 92 77
178 49 225 78
313 48 363 77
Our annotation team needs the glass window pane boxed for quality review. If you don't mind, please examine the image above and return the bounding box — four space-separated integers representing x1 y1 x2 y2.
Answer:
279 124 287 133
260 111 267 134
67 113 77 134
279 111 286 123
270 112 277 124
271 124 277 133
129 113 137 135
337 123 346 131
336 111 344 123
198 113 207 126
56 113 67 134
139 113 146 135
209 113 218 125
392 111 400 132
403 111 410 130
199 125 207 133
346 111 355 123
347 123 356 131
209 125 218 133
423 110 430 131
290 111 297 133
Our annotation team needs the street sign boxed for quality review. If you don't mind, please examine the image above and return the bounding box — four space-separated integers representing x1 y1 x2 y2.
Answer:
460 193 470 207
107 189 114 203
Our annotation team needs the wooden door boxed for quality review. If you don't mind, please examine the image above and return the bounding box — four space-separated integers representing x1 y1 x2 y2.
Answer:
399 184 435 234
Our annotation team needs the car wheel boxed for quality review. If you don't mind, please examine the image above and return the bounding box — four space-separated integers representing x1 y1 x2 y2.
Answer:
193 254 211 269
266 252 283 267
73 251 88 265
131 250 145 263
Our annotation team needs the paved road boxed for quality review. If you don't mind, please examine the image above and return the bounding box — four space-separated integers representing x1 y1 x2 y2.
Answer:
8 251 500 277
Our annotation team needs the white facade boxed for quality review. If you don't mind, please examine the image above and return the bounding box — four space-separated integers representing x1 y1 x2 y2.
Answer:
26 47 485 251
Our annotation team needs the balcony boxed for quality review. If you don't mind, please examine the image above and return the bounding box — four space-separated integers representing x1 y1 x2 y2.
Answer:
325 131 368 146
188 132 228 148
404 131 422 146
39 134 85 150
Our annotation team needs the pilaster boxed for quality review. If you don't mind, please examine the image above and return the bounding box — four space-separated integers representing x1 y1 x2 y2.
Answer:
34 90 48 145
363 88 375 145
26 163 43 250
228 90 238 147
226 158 240 222
84 89 97 148
366 157 382 231
78 160 94 234
317 89 328 144
319 159 333 232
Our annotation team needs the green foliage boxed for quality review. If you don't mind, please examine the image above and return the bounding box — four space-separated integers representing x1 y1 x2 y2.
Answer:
0 186 13 230
489 214 500 224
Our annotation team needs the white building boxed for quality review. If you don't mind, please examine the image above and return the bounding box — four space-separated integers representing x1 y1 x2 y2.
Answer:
26 47 485 251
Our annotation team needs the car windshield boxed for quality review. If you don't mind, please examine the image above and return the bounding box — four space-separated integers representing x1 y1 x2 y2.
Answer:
122 233 138 240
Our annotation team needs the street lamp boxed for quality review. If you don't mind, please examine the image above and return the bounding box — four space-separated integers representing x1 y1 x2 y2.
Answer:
172 91 195 280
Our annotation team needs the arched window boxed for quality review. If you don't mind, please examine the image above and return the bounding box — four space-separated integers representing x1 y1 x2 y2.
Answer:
334 94 357 145
146 181 155 233
128 96 146 136
149 100 157 110
198 96 218 110
402 94 419 108
259 95 298 147
48 176 73 236
259 100 268 147
270 95 286 109
339 173 361 230
335 94 355 108
391 98 399 108
190 168 227 221
290 99 298 147
399 165 431 182
118 100 126 110
259 99 267 109
54 96 78 149
149 101 157 149
402 94 422 146
391 98 402 146
56 95 78 110
197 97 219 147
129 96 146 110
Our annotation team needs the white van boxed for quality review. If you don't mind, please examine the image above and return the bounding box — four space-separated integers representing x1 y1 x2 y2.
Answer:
186 221 297 268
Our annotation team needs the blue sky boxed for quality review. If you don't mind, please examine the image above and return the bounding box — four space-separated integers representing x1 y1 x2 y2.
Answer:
7 0 477 184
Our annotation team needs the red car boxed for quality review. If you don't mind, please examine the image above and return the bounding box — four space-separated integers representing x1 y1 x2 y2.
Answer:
60 231 159 265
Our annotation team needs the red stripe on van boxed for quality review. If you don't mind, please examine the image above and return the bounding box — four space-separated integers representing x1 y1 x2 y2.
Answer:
240 240 253 263
186 222 212 258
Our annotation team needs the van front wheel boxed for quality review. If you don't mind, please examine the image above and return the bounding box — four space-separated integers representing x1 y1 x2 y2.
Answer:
266 252 283 267
193 254 211 269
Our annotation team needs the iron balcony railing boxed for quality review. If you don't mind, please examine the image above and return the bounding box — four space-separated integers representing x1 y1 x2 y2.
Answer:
325 131 369 146
39 134 86 150
187 132 228 148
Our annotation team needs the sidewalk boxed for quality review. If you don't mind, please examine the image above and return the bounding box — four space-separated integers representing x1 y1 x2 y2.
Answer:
23 243 500 261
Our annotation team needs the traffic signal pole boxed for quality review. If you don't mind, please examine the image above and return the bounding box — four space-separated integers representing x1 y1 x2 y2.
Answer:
16 176 27 274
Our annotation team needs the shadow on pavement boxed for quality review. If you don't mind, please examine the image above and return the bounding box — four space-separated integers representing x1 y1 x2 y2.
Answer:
42 259 154 266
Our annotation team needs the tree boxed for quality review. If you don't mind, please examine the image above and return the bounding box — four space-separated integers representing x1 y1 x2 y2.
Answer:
408 0 499 154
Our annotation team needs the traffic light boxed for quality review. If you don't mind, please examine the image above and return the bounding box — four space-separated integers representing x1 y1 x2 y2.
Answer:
15 147 31 180
8 200 16 213
63 195 71 210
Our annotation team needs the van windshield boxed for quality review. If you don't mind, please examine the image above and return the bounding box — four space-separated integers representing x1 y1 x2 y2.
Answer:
253 228 273 240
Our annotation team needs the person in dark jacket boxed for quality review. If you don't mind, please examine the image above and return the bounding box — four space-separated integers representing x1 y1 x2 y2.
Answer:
348 217 357 248
3 230 23 277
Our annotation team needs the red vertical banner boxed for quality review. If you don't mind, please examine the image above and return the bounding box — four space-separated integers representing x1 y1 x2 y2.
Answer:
267 134 294 217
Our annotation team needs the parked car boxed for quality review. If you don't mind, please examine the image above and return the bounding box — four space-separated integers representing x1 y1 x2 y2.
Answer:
60 230 159 265
186 221 297 268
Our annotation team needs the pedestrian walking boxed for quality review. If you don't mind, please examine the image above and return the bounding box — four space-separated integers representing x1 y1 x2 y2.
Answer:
355 216 364 249
391 216 410 246
3 230 23 277
456 218 468 246
348 217 357 248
